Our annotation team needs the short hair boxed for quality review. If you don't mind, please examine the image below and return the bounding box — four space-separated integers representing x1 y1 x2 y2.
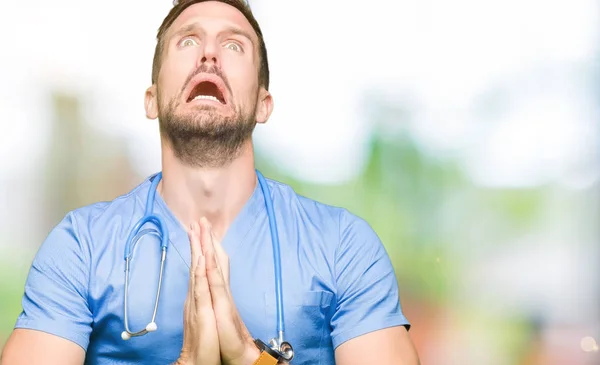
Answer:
151 0 270 90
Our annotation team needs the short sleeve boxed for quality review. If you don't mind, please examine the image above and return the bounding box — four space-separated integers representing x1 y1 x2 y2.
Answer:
14 212 93 350
330 211 410 349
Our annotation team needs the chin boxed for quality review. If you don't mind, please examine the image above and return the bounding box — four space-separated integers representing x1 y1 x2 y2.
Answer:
187 103 235 117
185 109 233 127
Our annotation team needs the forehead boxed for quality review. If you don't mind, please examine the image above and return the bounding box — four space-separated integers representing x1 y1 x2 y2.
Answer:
168 1 256 39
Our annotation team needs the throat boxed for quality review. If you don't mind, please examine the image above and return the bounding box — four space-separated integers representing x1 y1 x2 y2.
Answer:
158 181 231 240
156 161 257 241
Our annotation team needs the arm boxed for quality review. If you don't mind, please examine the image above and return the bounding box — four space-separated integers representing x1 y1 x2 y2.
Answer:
1 329 85 365
331 211 420 365
335 326 420 365
0 213 92 365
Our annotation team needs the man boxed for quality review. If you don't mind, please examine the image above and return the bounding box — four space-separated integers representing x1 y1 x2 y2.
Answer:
1 1 420 364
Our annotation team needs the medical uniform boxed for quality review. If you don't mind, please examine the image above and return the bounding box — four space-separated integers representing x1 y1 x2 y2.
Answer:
15 173 410 365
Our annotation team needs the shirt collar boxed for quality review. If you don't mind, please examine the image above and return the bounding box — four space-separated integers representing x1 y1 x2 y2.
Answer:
138 172 266 268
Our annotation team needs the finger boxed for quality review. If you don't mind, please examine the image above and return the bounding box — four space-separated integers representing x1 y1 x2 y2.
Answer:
204 223 227 278
200 218 226 279
210 231 227 269
202 221 229 304
211 230 231 289
209 230 222 271
193 244 211 308
199 217 211 258
205 236 239 334
188 222 200 274
201 222 250 353
190 222 211 308
186 223 198 310
201 220 228 289
203 226 231 312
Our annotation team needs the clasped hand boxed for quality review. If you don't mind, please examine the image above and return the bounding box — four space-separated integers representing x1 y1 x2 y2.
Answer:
177 218 259 365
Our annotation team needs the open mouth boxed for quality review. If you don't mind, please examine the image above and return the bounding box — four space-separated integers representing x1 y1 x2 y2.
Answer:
186 81 226 104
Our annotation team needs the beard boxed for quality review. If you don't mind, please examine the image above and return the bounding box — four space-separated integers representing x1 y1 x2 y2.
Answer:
157 88 257 169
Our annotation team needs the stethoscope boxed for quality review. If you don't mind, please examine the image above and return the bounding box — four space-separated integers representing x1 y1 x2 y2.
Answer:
120 170 294 362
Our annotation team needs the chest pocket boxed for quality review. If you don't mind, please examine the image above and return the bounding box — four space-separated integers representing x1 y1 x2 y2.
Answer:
264 290 335 365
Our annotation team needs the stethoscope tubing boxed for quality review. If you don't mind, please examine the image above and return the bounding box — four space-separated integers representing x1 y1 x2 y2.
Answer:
256 171 286 343
122 170 287 346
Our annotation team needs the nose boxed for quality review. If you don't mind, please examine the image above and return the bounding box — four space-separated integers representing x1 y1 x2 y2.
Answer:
197 37 220 69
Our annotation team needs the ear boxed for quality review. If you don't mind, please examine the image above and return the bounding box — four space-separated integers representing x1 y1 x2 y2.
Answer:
145 85 159 120
255 87 273 124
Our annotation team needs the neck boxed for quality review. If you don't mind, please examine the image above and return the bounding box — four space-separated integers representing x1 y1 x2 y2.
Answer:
157 140 257 240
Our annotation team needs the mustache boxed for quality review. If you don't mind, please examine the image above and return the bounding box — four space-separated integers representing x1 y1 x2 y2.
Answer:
181 64 232 97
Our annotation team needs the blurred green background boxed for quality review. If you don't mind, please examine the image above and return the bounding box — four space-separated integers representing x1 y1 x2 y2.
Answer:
1 1 599 364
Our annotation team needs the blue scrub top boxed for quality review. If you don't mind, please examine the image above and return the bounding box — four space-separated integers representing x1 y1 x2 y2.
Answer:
15 173 409 365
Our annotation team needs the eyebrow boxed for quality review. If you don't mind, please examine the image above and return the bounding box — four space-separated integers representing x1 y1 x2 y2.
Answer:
170 23 201 41
224 26 256 49
169 22 256 49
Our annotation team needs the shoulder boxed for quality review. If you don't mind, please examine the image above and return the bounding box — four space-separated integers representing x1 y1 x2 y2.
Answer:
265 177 376 242
67 175 152 229
45 175 153 252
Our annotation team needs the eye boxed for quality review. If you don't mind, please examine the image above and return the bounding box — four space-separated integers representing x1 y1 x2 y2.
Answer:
180 37 199 47
224 41 242 52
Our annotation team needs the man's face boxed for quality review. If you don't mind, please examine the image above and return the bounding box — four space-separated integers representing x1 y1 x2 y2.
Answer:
146 1 272 167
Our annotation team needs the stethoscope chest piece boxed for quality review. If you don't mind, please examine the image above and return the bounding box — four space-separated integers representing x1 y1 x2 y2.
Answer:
270 338 294 362
254 338 294 363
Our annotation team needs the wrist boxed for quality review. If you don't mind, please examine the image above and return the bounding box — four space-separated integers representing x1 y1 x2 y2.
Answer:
174 354 191 365
242 342 261 365
222 342 261 365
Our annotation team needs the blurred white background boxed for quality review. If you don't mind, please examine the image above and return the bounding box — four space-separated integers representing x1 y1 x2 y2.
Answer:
1 1 599 364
